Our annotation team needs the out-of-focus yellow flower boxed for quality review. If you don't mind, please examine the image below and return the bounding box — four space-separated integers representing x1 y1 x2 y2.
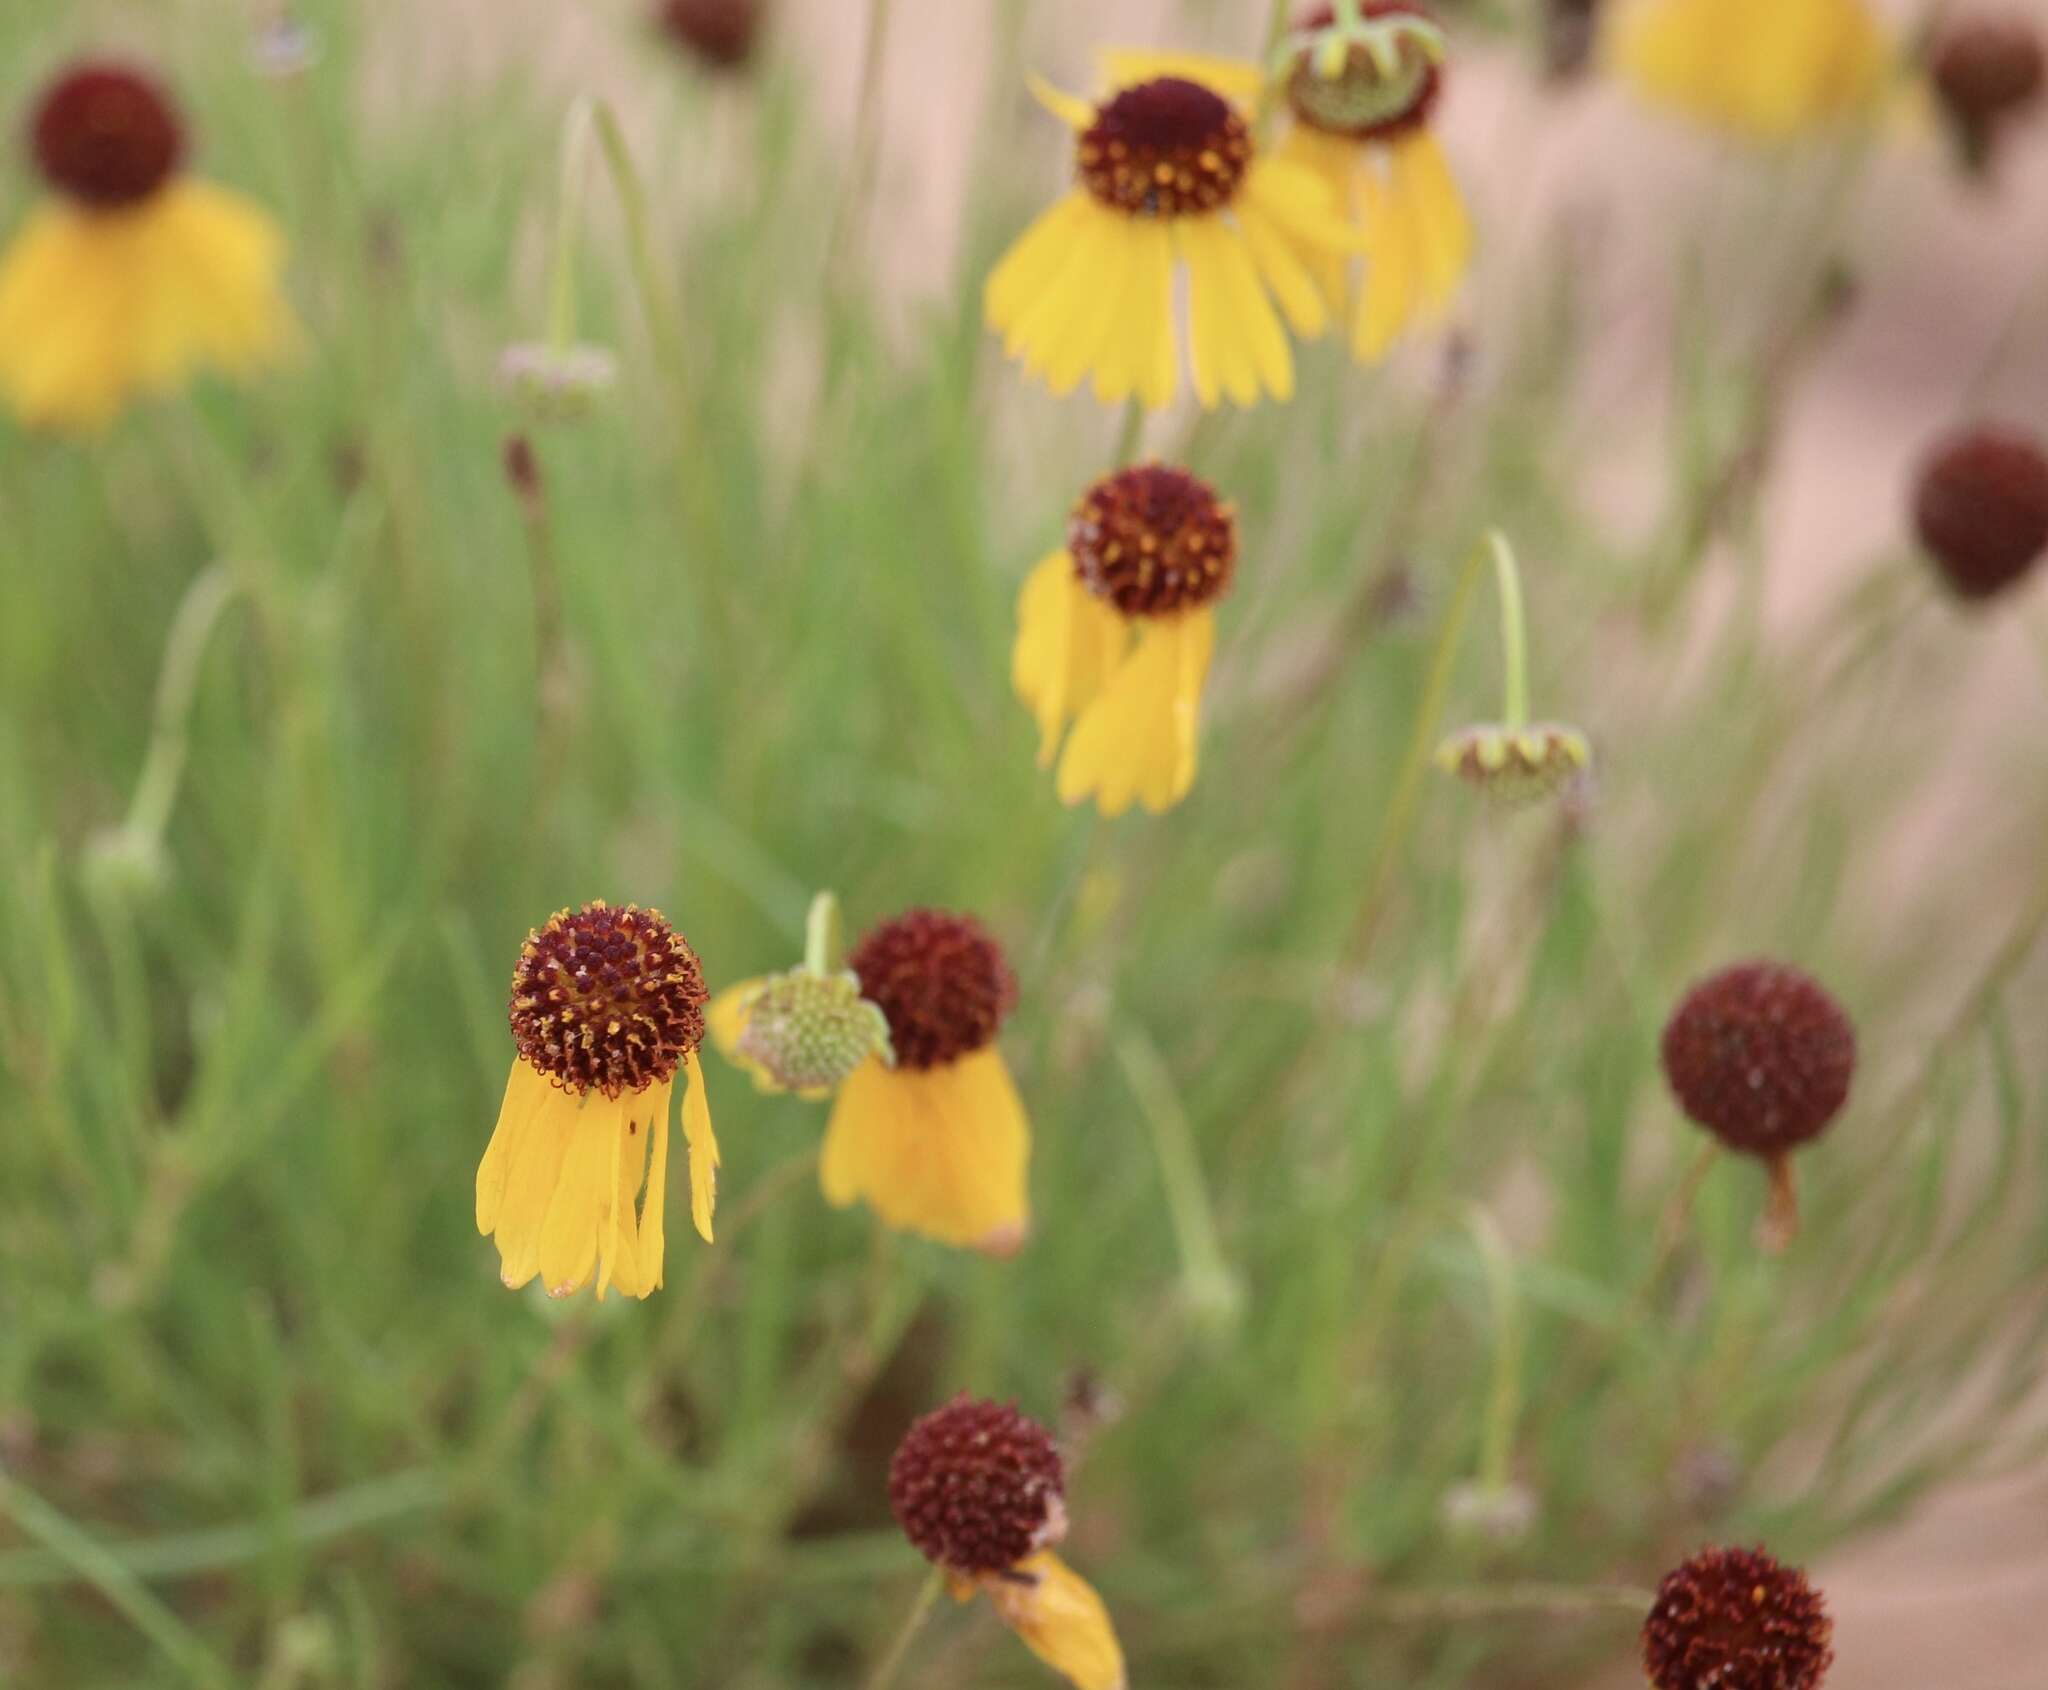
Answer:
1608 0 1895 141
475 902 719 1300
0 63 293 432
710 905 1031 1254
1014 462 1233 817
1264 3 1472 364
985 51 1356 411
890 1395 1126 1690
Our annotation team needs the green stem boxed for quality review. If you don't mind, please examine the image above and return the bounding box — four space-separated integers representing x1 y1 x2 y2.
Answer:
1489 530 1529 733
124 566 241 848
1116 1030 1242 1333
545 99 597 352
1467 1206 1524 1493
866 1566 946 1690
805 890 845 976
1343 531 1491 964
588 102 686 377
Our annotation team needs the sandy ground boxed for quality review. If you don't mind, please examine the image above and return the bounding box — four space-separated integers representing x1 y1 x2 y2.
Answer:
396 0 2048 1681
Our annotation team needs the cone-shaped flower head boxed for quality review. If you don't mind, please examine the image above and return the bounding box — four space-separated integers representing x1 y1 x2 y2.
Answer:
477 902 721 1299
851 908 1018 1071
889 1395 1126 1690
1913 423 2048 602
1642 1545 1834 1690
1014 464 1234 816
1931 14 2044 173
0 61 294 431
656 0 762 68
1660 962 1853 1251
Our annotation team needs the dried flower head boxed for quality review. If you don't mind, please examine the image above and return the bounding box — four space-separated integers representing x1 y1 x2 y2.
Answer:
1913 423 2048 601
509 902 709 1098
1435 722 1591 804
1068 463 1238 616
1078 77 1252 217
850 909 1017 1071
499 342 620 418
1660 963 1854 1160
1642 1545 1834 1690
32 64 185 208
888 1395 1067 1574
1285 2 1447 140
655 0 762 69
1931 14 2044 171
730 968 892 1094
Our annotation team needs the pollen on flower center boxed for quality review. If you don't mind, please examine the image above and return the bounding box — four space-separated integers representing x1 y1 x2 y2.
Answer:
850 909 1017 1070
1069 463 1238 616
31 64 185 209
508 901 708 1098
1660 962 1855 1159
1287 3 1445 140
1078 77 1252 217
889 1395 1067 1574
1642 1546 1834 1690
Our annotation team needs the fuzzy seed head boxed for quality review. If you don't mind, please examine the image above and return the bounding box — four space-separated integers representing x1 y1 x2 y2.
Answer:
1287 3 1445 140
1069 463 1238 617
1913 423 2048 601
1642 1546 1834 1690
31 63 184 208
734 968 893 1093
1079 77 1252 217
1660 963 1854 1159
850 909 1016 1071
888 1395 1066 1575
508 902 709 1098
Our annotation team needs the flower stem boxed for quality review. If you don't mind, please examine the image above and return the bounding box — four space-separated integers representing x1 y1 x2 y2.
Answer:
1116 1030 1243 1336
1467 1206 1524 1494
866 1566 946 1690
545 99 596 353
1343 530 1491 965
805 890 846 976
124 566 241 851
830 0 896 276
1489 530 1530 733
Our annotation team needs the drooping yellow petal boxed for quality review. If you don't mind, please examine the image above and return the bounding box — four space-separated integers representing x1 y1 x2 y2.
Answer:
1027 73 1098 131
708 977 784 1093
0 179 292 432
984 1553 1127 1690
489 1080 583 1291
1607 0 1893 141
477 1057 552 1235
1088 218 1173 408
1212 221 1294 402
819 1048 1031 1254
1389 131 1472 316
1043 211 1139 397
1008 206 1123 376
1013 551 1131 768
538 1094 619 1300
986 193 1095 331
1097 49 1266 108
1352 152 1417 364
1236 202 1328 339
641 1102 670 1290
682 1049 718 1243
1056 608 1215 817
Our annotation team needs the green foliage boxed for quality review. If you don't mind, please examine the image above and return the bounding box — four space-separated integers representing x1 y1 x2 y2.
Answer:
2 3 2045 1687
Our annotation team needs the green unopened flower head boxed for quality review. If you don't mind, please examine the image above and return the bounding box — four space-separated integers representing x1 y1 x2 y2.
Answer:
729 967 893 1097
1435 722 1591 803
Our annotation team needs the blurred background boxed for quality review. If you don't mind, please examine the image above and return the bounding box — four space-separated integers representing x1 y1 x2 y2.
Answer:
3 0 2048 1685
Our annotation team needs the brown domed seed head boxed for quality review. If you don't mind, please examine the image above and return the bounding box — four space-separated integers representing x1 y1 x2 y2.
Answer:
1288 3 1445 140
1068 463 1238 617
655 0 762 69
1931 16 2044 145
1913 423 2048 600
31 63 184 208
1642 1545 1834 1690
888 1395 1066 1575
1078 77 1251 217
849 909 1016 1071
508 902 709 1098
1660 963 1854 1160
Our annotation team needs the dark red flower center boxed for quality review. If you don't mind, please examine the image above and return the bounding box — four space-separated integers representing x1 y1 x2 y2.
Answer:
889 1395 1065 1575
31 64 184 209
1078 77 1251 218
508 902 708 1098
1288 3 1445 140
1932 17 2045 125
850 909 1016 1070
1642 1546 1834 1690
655 0 761 69
1913 423 2048 601
1068 463 1238 617
1660 963 1855 1159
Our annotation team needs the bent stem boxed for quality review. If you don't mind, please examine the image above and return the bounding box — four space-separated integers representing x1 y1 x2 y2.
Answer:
1490 530 1529 733
866 1566 946 1690
805 889 846 977
124 566 242 852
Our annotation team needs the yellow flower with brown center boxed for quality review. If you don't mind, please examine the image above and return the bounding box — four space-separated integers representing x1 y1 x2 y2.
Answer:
475 902 719 1300
0 62 294 432
1607 0 1895 141
985 55 1357 410
888 1395 1125 1690
1013 463 1233 816
1266 3 1474 364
